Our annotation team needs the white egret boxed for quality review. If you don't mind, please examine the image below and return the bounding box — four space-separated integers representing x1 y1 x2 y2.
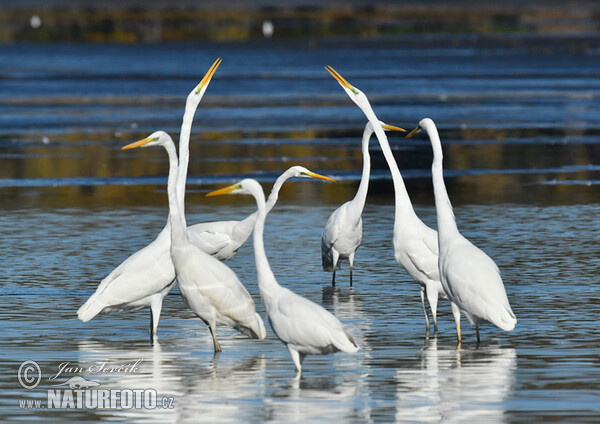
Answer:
123 132 266 352
406 118 517 342
77 58 222 337
321 120 406 286
325 66 447 332
192 165 335 261
207 179 359 373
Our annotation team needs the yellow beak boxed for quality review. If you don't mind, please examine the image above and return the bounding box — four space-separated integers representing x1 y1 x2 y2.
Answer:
205 184 240 197
305 171 336 182
122 137 151 150
405 126 421 139
381 123 407 133
325 65 359 95
194 57 222 95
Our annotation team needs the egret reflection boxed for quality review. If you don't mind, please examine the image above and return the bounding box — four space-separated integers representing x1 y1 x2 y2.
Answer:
395 339 517 423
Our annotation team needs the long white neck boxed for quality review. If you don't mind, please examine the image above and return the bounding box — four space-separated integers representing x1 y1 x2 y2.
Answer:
235 168 298 239
176 96 199 211
350 124 373 213
425 122 459 241
164 140 188 247
250 182 281 310
265 169 296 213
359 103 417 228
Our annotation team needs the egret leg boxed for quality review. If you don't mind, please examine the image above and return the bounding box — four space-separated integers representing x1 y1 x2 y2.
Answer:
420 287 430 333
331 250 339 287
209 324 222 353
476 325 480 343
425 283 439 332
349 252 355 287
149 295 162 337
451 302 462 344
288 345 302 374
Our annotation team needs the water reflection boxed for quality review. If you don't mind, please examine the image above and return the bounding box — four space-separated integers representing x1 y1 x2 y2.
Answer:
77 340 183 422
322 286 373 357
265 374 363 423
395 339 517 423
175 354 267 423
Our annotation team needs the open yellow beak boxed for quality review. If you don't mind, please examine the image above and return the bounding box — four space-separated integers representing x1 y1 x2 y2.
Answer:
122 137 152 150
304 171 336 182
325 65 359 95
194 57 222 95
382 123 407 133
405 126 421 139
205 183 240 197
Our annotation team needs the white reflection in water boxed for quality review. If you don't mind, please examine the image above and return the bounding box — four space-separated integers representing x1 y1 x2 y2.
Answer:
77 340 184 422
264 374 364 423
395 339 516 423
175 354 267 423
321 286 373 360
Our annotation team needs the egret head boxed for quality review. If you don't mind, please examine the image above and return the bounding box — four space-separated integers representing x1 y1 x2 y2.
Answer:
325 66 369 108
205 178 262 197
188 57 222 102
122 131 172 149
405 118 435 139
284 166 337 182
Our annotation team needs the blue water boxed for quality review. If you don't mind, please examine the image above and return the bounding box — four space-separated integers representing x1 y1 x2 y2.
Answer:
0 36 599 422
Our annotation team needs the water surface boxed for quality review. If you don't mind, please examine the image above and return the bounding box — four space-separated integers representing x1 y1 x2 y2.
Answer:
0 36 599 422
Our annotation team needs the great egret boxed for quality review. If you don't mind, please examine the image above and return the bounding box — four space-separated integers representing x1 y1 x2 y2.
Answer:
77 58 222 337
406 118 517 342
206 179 359 373
123 132 266 352
321 120 406 287
193 165 336 261
325 66 447 333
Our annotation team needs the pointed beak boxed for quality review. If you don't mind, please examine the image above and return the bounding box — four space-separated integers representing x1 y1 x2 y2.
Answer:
325 65 359 95
122 137 151 150
306 171 336 182
194 57 222 95
381 123 407 133
405 126 421 139
205 183 239 197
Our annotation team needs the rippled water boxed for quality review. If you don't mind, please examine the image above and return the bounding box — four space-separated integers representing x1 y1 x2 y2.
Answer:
1 36 599 422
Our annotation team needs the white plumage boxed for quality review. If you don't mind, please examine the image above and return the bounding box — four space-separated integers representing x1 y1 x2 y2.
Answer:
207 178 358 373
408 118 517 342
78 59 222 336
321 121 405 286
199 165 336 261
325 66 447 332
124 131 265 352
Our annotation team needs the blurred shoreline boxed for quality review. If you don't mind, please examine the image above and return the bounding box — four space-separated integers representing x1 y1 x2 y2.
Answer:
1 0 599 43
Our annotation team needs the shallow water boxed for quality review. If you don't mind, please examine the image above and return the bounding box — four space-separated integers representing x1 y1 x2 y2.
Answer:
1 36 599 422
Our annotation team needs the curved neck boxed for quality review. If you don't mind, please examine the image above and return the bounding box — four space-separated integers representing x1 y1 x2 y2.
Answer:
351 124 373 210
426 124 459 240
360 105 417 226
251 184 281 307
265 170 293 213
176 97 199 211
164 141 188 246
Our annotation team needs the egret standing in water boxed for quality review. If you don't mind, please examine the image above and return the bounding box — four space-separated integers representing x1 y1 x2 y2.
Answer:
192 166 335 261
325 66 447 333
122 132 266 352
78 58 222 338
406 118 517 342
321 121 406 287
207 179 359 373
